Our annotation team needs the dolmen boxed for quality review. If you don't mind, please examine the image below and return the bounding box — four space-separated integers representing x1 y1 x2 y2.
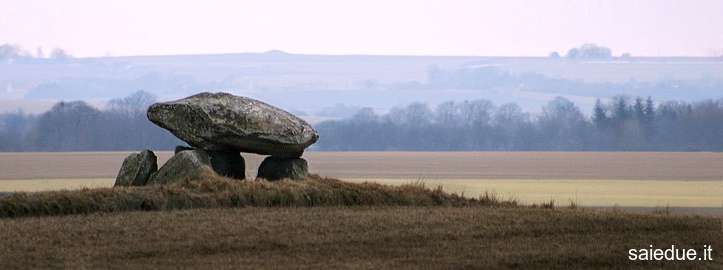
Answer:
114 92 319 186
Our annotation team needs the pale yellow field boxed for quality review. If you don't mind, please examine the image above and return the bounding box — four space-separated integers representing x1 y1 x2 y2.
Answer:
4 151 723 180
0 178 113 192
347 178 723 208
1 152 722 208
1 177 721 208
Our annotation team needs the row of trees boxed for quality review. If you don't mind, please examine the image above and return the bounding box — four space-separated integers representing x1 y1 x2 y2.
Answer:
548 43 628 59
0 44 72 61
0 91 180 151
2 93 722 152
316 96 723 151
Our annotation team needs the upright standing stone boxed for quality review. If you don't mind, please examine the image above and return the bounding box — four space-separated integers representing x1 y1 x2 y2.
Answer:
257 156 308 181
208 150 246 179
114 150 158 187
171 146 245 179
148 150 214 185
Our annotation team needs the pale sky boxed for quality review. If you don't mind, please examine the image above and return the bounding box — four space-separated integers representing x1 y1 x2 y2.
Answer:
1 0 722 57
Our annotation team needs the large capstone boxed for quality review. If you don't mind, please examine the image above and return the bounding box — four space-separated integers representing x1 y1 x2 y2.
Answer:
147 92 319 157
257 156 308 181
114 150 157 187
148 150 214 185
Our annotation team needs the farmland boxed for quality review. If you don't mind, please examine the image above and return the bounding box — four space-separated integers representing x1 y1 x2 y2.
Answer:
1 151 722 208
0 206 720 269
0 151 722 268
3 151 723 181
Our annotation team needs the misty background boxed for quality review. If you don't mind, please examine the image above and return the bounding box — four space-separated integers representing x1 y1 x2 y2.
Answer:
2 43 723 152
1 1 723 151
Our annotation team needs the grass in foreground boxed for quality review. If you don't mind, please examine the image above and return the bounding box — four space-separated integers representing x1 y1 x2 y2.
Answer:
0 174 720 269
0 206 720 269
0 174 514 218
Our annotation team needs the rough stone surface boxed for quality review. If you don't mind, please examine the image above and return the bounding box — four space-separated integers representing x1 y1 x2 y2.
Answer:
208 151 246 179
147 92 318 157
114 150 157 187
148 150 214 185
174 145 193 154
257 156 308 181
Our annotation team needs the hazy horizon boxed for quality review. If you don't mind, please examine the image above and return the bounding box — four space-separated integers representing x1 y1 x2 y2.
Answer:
2 0 723 58
2 0 723 120
7 49 723 60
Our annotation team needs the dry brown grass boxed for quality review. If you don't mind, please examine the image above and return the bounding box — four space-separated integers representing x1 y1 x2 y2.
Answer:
0 206 720 269
0 174 720 269
3 151 723 180
0 174 510 218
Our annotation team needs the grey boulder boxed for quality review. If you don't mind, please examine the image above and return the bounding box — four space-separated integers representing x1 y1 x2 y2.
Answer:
114 150 157 187
148 150 214 185
208 150 246 179
175 146 245 179
257 156 308 181
147 92 318 157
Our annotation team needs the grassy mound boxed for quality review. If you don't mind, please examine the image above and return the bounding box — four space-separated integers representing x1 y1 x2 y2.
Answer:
0 174 516 218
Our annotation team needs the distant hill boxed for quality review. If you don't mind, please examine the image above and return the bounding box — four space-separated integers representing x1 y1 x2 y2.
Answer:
1 52 722 116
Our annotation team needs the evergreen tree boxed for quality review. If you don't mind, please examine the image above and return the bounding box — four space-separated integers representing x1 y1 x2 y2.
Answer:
642 96 656 138
612 96 631 123
592 99 608 129
643 97 655 123
633 97 645 121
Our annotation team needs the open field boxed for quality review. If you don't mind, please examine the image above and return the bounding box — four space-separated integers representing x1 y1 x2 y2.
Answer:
0 153 721 269
3 151 723 180
1 178 722 209
2 151 723 208
1 151 723 209
0 206 720 269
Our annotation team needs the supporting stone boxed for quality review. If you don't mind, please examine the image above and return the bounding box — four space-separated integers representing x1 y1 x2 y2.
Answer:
114 150 157 187
148 150 214 185
208 150 246 179
257 156 308 181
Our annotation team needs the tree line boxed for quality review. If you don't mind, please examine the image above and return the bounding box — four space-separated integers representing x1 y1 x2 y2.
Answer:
1 43 72 61
316 96 723 151
1 93 722 152
0 91 180 151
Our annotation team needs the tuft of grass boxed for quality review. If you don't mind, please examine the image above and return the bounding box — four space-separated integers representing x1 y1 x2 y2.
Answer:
568 199 579 209
478 191 518 207
531 199 556 209
653 204 672 215
0 174 516 218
